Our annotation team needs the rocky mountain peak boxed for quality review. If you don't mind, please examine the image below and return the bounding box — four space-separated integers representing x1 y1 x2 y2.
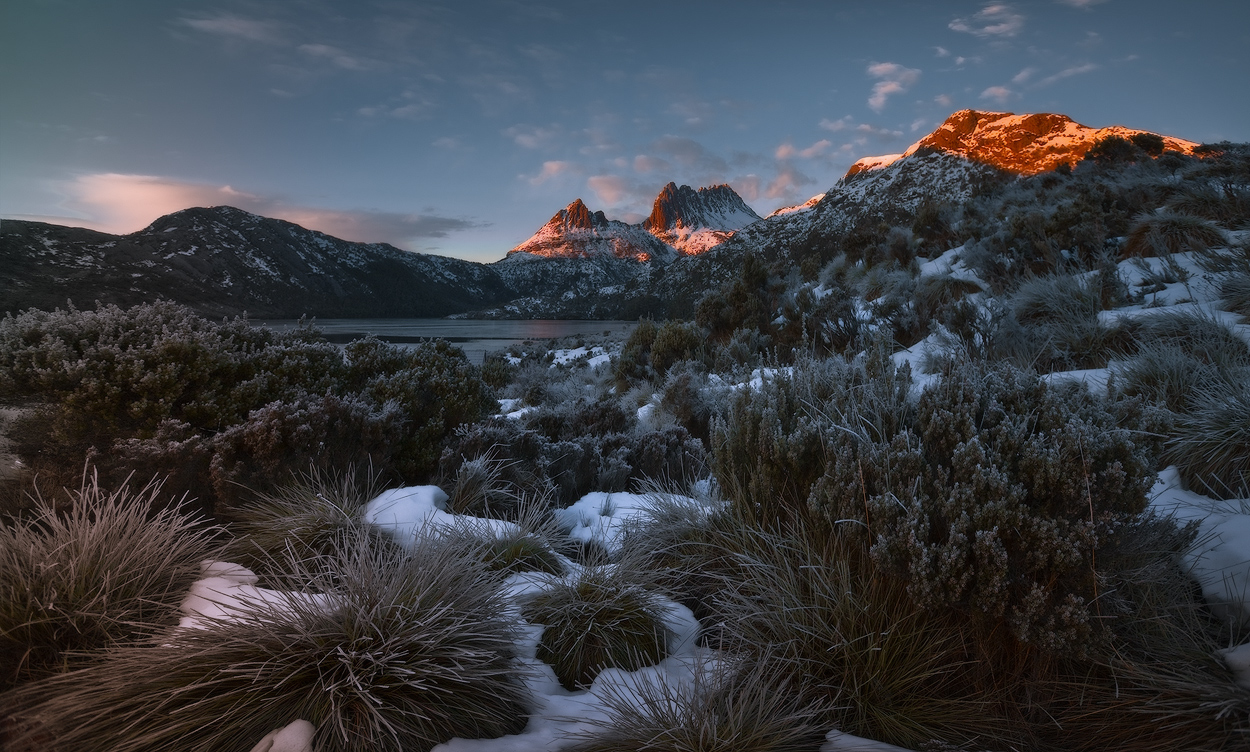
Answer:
846 109 1199 178
556 199 608 232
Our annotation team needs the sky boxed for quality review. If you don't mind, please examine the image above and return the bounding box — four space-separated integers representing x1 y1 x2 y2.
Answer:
3 0 1248 263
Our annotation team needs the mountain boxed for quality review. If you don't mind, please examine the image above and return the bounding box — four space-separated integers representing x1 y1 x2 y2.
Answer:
506 183 759 261
506 199 677 262
642 182 761 255
0 206 511 318
846 109 1198 177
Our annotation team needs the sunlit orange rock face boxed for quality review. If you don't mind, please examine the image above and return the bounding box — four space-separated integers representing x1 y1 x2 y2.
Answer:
845 109 1199 178
506 182 760 261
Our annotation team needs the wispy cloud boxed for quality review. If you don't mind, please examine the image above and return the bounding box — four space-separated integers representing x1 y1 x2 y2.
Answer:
1012 67 1037 84
1057 0 1109 8
764 164 816 201
979 85 1016 104
180 13 283 44
820 116 853 132
526 160 578 186
775 139 832 160
1035 63 1098 87
949 4 1025 37
866 62 921 112
587 175 631 205
504 124 560 149
298 43 378 71
648 136 729 174
40 173 478 249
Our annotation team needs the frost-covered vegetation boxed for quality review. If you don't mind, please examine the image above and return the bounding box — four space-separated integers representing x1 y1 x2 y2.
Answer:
3 140 1250 751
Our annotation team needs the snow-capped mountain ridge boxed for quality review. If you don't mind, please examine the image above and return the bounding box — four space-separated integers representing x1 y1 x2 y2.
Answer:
847 109 1199 178
507 182 760 261
506 199 678 262
642 182 762 255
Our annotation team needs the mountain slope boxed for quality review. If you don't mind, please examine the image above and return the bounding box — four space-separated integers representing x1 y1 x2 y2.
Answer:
1 206 511 318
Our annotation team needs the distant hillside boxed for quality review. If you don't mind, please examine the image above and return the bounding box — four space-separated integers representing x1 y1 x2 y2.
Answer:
0 207 512 318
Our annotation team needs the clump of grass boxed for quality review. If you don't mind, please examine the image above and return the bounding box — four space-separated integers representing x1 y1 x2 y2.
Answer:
443 499 568 576
0 472 221 690
1123 211 1226 257
1114 310 1250 414
1219 270 1250 318
446 448 523 518
3 531 531 752
522 565 672 691
1167 379 1250 499
223 466 391 578
566 658 829 752
1008 273 1114 369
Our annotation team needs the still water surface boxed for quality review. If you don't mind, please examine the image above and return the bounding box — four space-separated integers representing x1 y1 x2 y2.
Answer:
255 319 637 364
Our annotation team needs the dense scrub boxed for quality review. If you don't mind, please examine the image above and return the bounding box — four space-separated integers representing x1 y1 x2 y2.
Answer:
0 302 494 516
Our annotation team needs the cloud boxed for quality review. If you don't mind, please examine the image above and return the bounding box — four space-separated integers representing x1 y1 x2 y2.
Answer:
41 173 477 249
1057 0 1109 7
1012 67 1037 84
949 4 1025 37
980 85 1016 104
935 46 951 57
432 136 463 149
820 116 853 132
731 175 761 202
775 139 832 160
764 164 816 201
632 155 672 173
935 93 953 107
587 175 630 205
866 62 921 112
180 14 283 44
504 124 559 149
298 43 377 71
526 160 577 186
1035 63 1098 87
649 136 729 174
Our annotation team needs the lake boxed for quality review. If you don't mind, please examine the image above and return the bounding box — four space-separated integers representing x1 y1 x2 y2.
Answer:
254 319 638 364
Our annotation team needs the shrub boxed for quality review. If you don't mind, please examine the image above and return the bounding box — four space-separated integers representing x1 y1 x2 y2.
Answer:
650 320 705 376
713 526 1022 750
812 361 1156 651
0 473 221 690
566 658 829 752
2 533 531 752
522 565 672 691
0 304 495 516
1123 212 1226 258
1168 183 1250 228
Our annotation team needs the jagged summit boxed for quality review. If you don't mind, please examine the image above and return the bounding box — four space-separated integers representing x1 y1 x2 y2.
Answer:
846 109 1199 178
507 198 676 262
509 183 760 261
642 182 761 255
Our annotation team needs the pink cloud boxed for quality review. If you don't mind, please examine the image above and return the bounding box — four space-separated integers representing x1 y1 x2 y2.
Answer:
587 175 630 205
949 4 1025 37
527 160 576 186
979 85 1015 104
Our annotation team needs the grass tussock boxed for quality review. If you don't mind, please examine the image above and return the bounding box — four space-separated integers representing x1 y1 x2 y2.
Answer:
1166 379 1250 498
2 531 531 752
565 658 829 752
522 564 673 691
0 472 220 690
1123 211 1227 258
223 465 392 578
